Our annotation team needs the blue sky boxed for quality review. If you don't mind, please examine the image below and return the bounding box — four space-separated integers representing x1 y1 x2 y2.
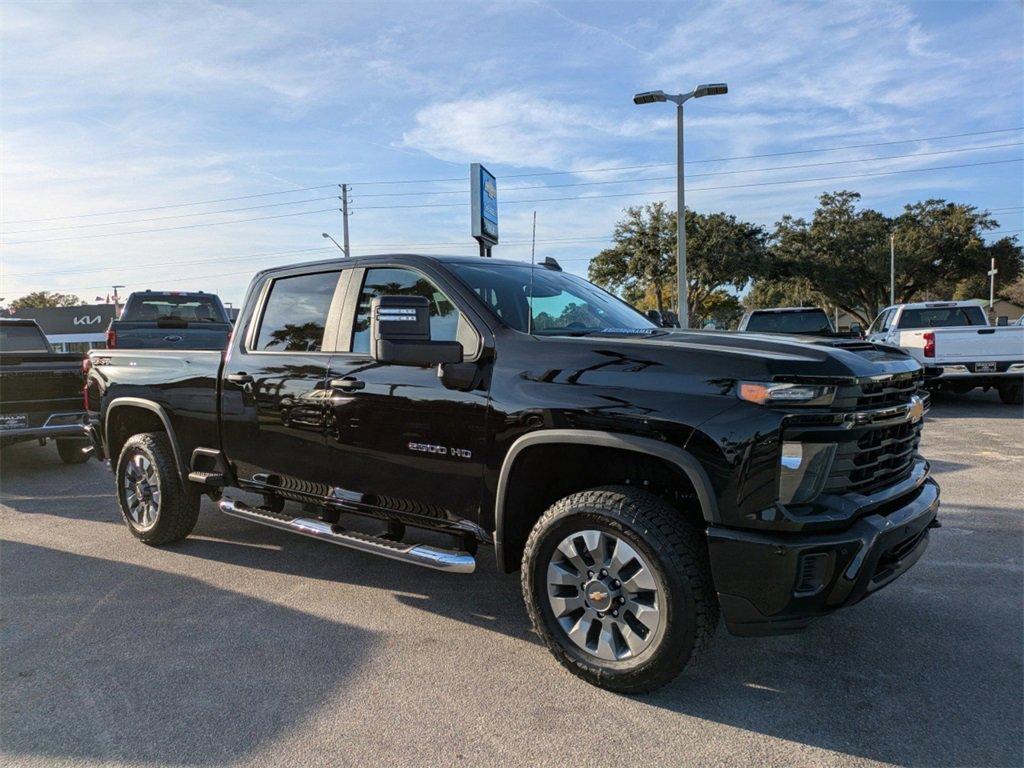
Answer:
2 0 1022 306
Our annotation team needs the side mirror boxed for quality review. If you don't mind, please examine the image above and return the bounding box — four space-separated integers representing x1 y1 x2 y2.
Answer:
371 296 462 366
645 309 663 326
996 315 1008 326
850 323 863 338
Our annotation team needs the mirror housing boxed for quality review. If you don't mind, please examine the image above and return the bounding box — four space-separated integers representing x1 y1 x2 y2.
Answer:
849 322 863 338
371 296 462 366
645 309 664 326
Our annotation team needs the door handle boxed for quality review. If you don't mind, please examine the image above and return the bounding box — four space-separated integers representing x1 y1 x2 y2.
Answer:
227 373 254 384
330 377 365 391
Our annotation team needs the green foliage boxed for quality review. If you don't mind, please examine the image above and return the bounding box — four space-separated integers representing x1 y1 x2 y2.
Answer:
8 291 83 309
768 191 1023 325
588 202 767 326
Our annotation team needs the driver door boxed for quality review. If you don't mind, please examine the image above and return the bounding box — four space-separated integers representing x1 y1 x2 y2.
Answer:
323 265 491 521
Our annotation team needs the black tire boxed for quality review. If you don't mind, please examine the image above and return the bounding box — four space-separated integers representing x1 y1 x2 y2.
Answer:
116 432 199 545
997 382 1023 405
56 437 90 464
521 485 718 693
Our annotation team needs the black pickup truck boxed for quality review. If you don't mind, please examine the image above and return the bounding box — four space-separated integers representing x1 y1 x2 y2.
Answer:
106 290 232 350
738 306 863 338
85 254 939 692
1 318 91 463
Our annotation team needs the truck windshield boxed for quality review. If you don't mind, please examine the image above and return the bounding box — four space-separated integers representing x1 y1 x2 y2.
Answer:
0 324 50 352
124 293 225 323
745 310 832 335
898 306 987 329
448 263 657 335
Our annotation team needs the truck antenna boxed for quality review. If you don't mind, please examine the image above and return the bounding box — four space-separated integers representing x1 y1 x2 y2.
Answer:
528 210 537 335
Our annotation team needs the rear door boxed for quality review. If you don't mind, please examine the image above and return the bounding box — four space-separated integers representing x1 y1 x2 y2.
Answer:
220 267 346 496
323 263 491 522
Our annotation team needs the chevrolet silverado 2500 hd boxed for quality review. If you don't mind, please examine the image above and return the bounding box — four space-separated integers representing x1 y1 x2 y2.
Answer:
85 254 940 692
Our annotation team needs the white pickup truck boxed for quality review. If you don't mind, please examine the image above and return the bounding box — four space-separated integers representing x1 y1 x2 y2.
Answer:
866 301 1024 404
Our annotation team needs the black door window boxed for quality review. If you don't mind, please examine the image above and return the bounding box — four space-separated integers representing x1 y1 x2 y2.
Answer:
351 267 468 354
254 271 340 352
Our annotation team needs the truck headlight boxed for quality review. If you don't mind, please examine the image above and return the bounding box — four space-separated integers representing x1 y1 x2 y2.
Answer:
778 441 836 505
737 381 835 406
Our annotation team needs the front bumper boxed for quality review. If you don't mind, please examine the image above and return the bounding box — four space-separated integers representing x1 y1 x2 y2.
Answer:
708 476 940 636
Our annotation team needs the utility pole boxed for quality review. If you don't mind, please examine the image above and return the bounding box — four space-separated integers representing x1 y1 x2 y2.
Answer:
890 234 895 306
988 258 998 310
340 183 351 258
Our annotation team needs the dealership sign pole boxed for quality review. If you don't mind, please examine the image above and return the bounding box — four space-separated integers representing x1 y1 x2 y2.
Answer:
471 163 498 257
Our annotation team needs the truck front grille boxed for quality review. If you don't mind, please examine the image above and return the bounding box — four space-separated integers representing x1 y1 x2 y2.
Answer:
824 418 922 495
854 372 923 409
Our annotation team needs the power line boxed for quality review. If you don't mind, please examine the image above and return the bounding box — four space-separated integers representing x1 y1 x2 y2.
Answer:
6 127 1020 224
3 194 342 235
351 142 1023 198
11 141 1019 236
3 206 341 246
6 157 1019 245
352 158 1024 210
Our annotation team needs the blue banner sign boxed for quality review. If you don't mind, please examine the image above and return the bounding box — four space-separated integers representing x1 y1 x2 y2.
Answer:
471 163 498 245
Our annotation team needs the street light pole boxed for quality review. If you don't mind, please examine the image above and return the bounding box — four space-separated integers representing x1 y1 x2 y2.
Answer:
634 83 727 329
676 102 687 327
890 233 895 306
322 232 346 255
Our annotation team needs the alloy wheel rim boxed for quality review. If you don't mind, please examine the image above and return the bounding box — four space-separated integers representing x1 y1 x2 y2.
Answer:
123 452 161 529
546 529 663 661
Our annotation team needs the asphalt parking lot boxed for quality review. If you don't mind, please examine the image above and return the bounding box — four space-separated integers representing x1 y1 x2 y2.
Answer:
2 391 1022 768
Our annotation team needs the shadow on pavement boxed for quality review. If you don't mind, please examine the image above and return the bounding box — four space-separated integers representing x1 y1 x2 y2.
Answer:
926 388 1023 421
1 541 378 766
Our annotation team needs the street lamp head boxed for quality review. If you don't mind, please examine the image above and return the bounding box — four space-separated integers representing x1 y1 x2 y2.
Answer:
321 232 330 239
693 83 728 98
633 90 668 105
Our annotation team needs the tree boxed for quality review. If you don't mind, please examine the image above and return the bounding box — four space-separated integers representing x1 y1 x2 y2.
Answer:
9 291 83 310
588 202 766 326
1000 276 1024 307
769 191 1022 326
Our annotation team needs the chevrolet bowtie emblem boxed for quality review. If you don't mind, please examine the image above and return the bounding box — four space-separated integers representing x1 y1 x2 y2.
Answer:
589 590 608 602
908 395 925 423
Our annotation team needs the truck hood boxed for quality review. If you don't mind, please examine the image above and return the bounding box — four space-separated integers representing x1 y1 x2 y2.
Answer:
581 329 918 381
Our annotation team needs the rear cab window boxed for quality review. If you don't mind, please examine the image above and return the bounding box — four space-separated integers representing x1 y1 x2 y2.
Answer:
745 310 832 334
897 306 987 329
0 324 50 352
124 293 226 323
253 271 341 352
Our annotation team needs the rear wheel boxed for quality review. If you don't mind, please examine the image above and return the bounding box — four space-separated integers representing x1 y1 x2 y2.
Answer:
522 485 717 693
56 437 90 464
997 382 1023 405
116 432 199 545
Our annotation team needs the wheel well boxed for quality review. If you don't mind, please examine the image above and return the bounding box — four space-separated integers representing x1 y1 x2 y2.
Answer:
107 406 167 466
499 444 705 572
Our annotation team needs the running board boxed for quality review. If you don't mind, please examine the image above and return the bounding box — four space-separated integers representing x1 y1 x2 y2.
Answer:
218 498 475 574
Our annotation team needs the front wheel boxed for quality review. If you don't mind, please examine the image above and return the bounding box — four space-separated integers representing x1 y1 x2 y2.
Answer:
521 485 718 693
116 432 199 545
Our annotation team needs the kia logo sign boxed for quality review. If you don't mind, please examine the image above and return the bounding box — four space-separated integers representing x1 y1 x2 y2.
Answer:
73 315 102 326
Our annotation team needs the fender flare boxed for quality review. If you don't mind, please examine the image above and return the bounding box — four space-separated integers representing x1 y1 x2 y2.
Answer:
104 397 187 481
494 429 719 570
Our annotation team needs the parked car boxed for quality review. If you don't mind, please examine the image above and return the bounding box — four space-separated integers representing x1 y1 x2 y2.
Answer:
0 318 90 463
85 254 939 692
737 307 862 337
106 290 232 349
865 301 1024 404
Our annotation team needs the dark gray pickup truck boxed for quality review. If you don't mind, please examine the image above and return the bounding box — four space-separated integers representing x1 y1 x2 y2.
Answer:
0 318 90 463
106 290 232 350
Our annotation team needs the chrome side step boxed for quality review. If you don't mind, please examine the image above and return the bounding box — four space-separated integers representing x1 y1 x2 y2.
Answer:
218 498 475 574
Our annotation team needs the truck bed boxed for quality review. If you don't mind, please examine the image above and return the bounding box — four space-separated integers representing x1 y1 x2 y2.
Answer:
897 325 1024 365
